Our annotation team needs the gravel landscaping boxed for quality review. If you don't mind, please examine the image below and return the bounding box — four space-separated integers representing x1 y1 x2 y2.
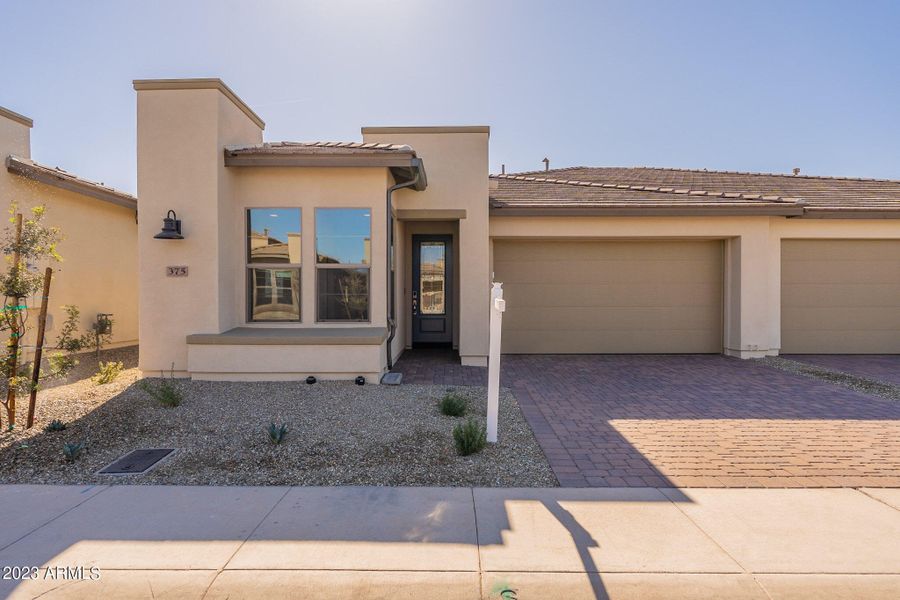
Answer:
763 356 900 402
0 347 557 487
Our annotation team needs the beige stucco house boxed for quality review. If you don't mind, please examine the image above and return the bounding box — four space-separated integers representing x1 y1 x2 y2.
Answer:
135 78 900 382
0 106 138 354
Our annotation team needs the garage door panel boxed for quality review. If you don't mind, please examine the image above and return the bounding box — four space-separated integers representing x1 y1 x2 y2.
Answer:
503 283 725 308
784 307 900 330
494 240 719 262
495 240 723 354
503 329 720 354
495 259 721 285
782 261 900 284
781 240 900 354
504 306 723 331
782 239 900 261
783 284 900 308
781 331 900 355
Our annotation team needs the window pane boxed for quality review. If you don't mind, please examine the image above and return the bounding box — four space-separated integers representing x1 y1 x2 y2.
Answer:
249 268 300 321
420 242 446 315
248 208 301 264
316 208 371 264
317 268 369 321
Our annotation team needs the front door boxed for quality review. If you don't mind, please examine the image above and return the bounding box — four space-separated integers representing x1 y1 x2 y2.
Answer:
412 235 452 345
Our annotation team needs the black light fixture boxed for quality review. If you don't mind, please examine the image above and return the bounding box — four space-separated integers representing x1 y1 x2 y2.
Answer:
154 210 183 240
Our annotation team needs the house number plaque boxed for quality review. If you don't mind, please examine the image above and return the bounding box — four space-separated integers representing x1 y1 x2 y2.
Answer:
166 266 188 277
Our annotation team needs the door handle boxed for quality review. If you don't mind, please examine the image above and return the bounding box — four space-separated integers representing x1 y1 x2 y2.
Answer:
412 291 418 315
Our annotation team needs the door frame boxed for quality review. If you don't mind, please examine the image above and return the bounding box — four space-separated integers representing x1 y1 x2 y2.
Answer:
411 234 453 345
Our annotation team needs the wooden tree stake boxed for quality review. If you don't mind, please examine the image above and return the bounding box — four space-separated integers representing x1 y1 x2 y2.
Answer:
4 213 23 428
26 267 52 429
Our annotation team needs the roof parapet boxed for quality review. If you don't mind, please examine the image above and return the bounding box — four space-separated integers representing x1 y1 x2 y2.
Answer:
133 78 265 130
0 106 33 128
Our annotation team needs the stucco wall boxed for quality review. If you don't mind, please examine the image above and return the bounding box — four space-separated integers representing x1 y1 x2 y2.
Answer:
0 113 137 355
136 85 262 376
362 128 490 366
227 166 390 329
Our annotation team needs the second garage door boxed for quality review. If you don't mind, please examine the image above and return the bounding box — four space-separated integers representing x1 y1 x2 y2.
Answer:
781 239 900 353
493 240 723 353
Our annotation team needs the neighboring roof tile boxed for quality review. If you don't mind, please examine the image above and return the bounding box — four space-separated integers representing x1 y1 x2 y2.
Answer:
225 141 416 156
6 155 136 210
491 166 900 215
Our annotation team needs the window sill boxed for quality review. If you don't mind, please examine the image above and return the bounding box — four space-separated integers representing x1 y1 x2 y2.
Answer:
186 326 388 346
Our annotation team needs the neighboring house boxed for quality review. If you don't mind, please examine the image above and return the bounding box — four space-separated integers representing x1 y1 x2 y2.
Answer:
0 106 138 355
135 78 900 382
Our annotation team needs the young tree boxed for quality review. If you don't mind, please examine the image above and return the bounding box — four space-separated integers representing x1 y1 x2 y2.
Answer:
0 203 63 428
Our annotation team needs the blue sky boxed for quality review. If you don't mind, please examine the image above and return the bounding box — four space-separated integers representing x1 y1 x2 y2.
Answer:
2 0 898 194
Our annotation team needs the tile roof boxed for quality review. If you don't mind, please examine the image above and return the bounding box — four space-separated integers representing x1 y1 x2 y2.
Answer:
491 166 900 216
225 141 416 156
6 155 136 209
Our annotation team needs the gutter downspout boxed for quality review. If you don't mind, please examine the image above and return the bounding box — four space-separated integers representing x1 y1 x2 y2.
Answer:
385 159 425 371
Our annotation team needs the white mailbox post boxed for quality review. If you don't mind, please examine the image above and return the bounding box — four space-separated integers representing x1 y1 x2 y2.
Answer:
487 282 505 443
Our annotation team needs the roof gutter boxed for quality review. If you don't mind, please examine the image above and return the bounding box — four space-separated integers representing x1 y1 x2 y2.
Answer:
385 158 427 373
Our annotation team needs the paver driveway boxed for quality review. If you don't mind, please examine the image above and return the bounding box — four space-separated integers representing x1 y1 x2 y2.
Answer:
394 352 900 488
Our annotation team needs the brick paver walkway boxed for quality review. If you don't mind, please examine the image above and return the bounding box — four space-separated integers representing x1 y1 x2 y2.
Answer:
393 351 900 488
786 354 900 386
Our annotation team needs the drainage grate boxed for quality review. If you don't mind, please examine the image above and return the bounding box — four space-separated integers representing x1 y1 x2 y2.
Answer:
98 449 176 475
381 372 403 385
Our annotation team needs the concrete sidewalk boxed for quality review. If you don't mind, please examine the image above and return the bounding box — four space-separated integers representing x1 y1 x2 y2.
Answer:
0 485 897 599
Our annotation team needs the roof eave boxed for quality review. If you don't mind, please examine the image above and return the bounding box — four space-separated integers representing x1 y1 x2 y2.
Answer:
489 205 805 217
6 156 137 210
223 150 420 168
795 208 900 219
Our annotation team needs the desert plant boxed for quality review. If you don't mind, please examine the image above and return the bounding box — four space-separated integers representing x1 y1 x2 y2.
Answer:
267 422 289 445
48 305 84 376
439 391 468 417
139 364 182 408
62 441 85 462
92 361 123 385
452 418 487 456
44 419 67 432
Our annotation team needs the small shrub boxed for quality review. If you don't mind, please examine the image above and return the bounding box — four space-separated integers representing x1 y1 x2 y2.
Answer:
63 442 85 462
92 361 124 385
439 392 468 417
452 418 487 456
267 422 288 445
139 364 182 408
44 419 67 432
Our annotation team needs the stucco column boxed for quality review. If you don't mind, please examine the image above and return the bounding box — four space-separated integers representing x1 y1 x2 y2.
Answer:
723 221 779 358
135 80 263 376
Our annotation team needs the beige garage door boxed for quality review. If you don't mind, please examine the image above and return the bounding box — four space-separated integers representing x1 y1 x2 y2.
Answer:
493 240 723 353
781 240 900 353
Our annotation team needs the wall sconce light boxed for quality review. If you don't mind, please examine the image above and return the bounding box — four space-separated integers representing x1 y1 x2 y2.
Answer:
153 210 183 240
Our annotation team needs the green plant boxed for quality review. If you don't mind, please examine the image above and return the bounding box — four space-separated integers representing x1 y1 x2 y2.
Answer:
62 441 85 462
267 422 289 445
92 361 123 385
0 203 64 427
452 418 487 456
439 391 468 417
139 364 182 408
44 419 66 432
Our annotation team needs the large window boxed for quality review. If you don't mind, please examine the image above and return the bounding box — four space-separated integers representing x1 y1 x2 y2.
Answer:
316 208 371 321
247 208 301 321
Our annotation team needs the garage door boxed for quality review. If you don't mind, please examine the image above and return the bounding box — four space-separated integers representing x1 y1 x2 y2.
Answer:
493 240 723 353
781 240 900 353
